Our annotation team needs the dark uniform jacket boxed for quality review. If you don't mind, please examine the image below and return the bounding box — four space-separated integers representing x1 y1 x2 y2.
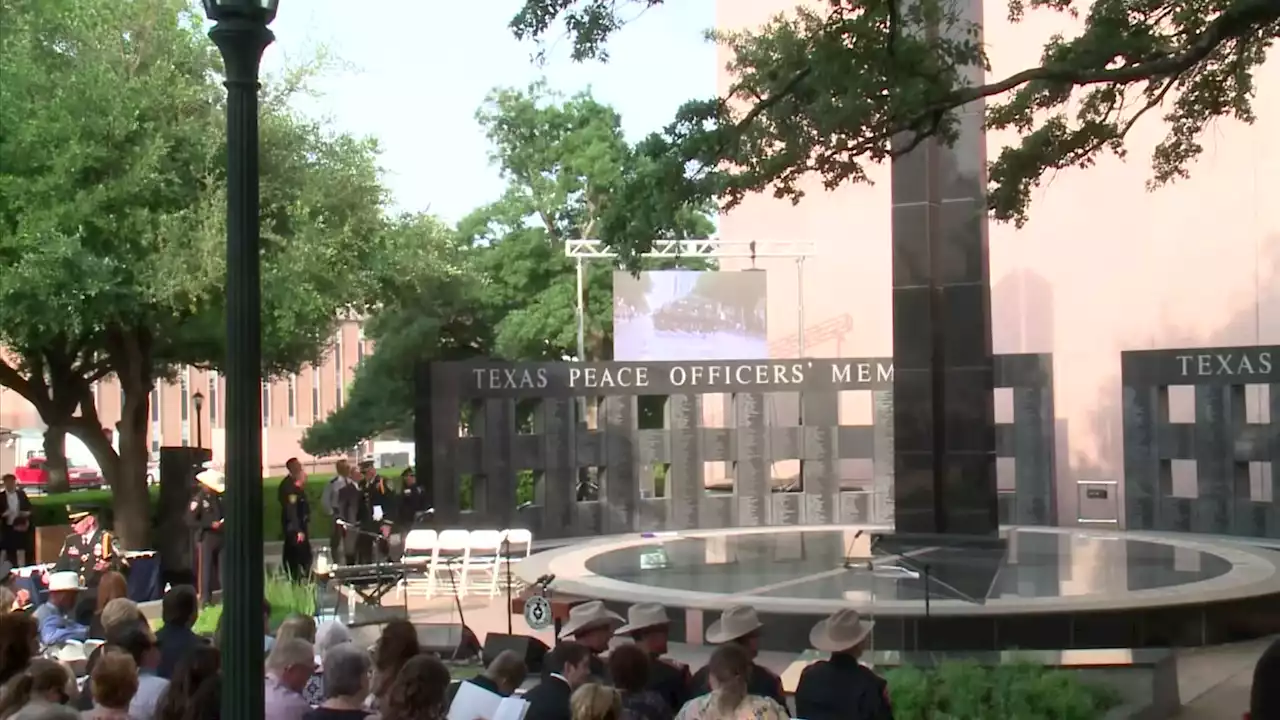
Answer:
793 654 894 720
523 676 573 720
689 661 785 707
359 475 393 533
278 478 311 541
647 654 691 714
53 527 125 587
188 489 224 542
395 484 430 531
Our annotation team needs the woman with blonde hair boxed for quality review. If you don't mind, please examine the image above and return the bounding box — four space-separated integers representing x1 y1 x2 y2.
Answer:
276 614 317 644
571 684 622 720
0 658 74 718
674 645 787 720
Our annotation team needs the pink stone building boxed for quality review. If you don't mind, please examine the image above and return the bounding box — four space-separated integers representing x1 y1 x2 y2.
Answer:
715 0 1280 526
0 319 367 477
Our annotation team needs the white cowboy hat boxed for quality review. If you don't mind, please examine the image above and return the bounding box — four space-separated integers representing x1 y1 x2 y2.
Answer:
557 600 624 640
809 608 874 652
47 571 85 593
615 603 671 636
705 605 763 644
196 468 225 493
52 641 88 664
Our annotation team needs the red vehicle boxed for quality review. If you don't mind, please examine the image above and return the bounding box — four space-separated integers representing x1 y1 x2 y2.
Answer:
14 456 104 492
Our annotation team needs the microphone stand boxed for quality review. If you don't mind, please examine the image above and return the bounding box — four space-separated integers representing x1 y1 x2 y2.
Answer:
504 535 514 635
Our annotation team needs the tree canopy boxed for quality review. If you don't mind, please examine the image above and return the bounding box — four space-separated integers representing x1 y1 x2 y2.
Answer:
0 0 414 543
511 0 1279 254
301 83 715 454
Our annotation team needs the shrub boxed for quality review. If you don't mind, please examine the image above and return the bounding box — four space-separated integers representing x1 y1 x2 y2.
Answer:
192 573 317 636
882 660 1121 720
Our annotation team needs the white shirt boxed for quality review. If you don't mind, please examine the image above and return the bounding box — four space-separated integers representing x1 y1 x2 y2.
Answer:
129 672 169 720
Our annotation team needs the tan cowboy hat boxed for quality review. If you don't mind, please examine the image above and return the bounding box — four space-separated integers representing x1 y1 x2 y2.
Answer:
809 608 874 652
705 605 762 644
615 603 671 636
196 468 225 493
557 600 624 640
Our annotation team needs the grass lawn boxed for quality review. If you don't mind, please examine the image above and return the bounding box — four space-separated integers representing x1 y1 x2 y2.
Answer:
28 468 407 542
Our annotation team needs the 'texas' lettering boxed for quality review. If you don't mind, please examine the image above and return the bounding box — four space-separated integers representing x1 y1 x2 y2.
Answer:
1176 351 1273 378
471 367 550 390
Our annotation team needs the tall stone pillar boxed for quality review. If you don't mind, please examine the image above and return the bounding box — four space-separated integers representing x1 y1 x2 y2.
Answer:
890 0 998 537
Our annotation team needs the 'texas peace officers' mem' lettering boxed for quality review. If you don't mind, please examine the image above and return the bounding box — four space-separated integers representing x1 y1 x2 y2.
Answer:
463 359 897 397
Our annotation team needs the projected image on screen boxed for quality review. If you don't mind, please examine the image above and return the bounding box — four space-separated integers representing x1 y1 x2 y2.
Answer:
613 270 768 361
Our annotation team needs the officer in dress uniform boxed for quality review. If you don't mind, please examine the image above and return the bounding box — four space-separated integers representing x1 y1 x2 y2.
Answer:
277 457 312 580
356 460 392 564
391 467 428 560
52 504 127 625
187 467 225 606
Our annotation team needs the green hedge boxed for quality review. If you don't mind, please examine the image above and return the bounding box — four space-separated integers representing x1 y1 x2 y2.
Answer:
29 470 406 542
882 660 1120 720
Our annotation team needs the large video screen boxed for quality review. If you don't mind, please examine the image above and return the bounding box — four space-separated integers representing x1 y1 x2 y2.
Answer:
613 270 768 361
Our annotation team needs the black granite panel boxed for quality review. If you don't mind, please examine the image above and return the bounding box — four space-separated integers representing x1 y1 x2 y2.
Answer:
635 430 667 466
872 391 895 522
769 427 800 461
1013 386 1056 525
936 200 985 285
511 435 543 472
481 400 518 526
452 437 483 475
413 362 437 510
835 426 875 458
891 287 935 369
735 394 769 526
601 396 638 534
838 491 872 523
636 498 668 531
667 395 701 531
1123 384 1159 531
1123 346 1280 386
537 399 576 538
891 369 934 454
894 450 936 533
1193 386 1232 534
801 386 837 524
771 493 802 525
941 285 992 368
1157 423 1196 459
941 452 998 535
1234 426 1272 461
943 367 995 453
701 429 733 462
994 424 1016 456
891 203 937 287
574 501 601 537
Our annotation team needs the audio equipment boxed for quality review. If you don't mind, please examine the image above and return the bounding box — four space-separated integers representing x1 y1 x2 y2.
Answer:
483 632 550 674
416 622 481 660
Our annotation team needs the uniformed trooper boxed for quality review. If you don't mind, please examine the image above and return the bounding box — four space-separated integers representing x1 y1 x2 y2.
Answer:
52 503 126 624
356 460 392 563
188 467 225 606
278 457 312 579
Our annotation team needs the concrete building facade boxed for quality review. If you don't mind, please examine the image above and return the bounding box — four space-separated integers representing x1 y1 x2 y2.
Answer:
0 319 367 476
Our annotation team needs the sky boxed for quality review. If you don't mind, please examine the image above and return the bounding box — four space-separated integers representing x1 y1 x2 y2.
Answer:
261 0 718 224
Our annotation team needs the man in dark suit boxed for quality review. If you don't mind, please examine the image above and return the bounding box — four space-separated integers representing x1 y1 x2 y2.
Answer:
154 584 205 679
1251 635 1280 720
794 609 893 720
277 458 312 579
688 606 785 706
356 460 393 563
615 602 691 713
524 641 593 720
0 473 33 567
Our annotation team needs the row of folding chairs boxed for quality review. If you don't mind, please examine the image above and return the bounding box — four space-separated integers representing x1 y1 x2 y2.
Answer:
398 528 533 599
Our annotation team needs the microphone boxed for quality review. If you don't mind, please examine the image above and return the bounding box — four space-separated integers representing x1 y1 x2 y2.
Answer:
517 501 534 511
335 519 352 528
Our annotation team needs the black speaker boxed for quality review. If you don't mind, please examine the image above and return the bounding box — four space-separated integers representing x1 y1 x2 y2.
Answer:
417 623 481 660
483 632 550 674
157 446 212 586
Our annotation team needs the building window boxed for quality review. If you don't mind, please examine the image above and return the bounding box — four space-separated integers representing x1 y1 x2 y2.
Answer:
209 373 219 428
180 369 190 446
261 381 271 428
150 384 161 422
288 374 297 426
311 367 320 420
357 327 366 361
334 330 344 409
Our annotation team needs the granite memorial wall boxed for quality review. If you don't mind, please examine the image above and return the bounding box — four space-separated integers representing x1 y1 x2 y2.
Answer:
1123 345 1280 537
415 355 1057 539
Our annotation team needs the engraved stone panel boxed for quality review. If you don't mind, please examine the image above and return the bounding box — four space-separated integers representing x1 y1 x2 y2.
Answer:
667 395 700 531
771 493 802 525
735 393 769 526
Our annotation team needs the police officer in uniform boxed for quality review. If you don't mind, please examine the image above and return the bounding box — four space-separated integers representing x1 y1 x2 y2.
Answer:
391 467 428 559
188 467 225 606
277 457 312 579
52 504 127 624
357 460 392 564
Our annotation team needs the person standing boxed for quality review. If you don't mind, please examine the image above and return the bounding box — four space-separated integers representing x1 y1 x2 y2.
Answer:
52 504 127 624
356 461 391 564
187 469 225 606
390 468 428 560
278 458 312 580
0 473 33 567
321 460 357 565
793 609 892 720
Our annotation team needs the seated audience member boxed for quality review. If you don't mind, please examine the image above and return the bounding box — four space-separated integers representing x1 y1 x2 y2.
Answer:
97 598 146 641
0 612 39 687
265 638 316 720
154 585 203 680
109 623 169 720
794 609 891 720
615 604 689 714
31 573 87 648
186 675 222 720
378 654 452 720
447 649 527 707
607 644 671 720
9 704 80 720
686 607 784 706
154 646 221 720
524 642 594 720
556 602 623 681
570 684 622 720
302 644 373 720
0 586 15 615
88 573 129 639
275 614 317 645
84 648 139 720
368 619 420 712
0 658 74 717
674 645 788 720
305 621 353 706
1250 635 1280 720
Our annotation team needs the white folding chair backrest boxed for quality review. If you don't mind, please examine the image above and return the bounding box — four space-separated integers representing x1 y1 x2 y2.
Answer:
402 529 438 557
503 529 533 558
467 530 505 554
435 529 472 553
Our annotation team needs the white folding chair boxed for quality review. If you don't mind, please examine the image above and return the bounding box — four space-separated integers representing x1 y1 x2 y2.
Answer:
398 529 437 600
463 530 506 598
429 529 472 598
498 528 533 590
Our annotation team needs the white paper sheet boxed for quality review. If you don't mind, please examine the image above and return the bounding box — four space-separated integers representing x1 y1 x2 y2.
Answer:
448 681 530 720
493 697 530 720
372 505 384 522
